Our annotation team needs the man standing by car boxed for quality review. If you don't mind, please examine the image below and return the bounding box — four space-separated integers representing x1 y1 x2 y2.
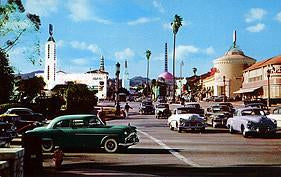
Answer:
124 103 132 118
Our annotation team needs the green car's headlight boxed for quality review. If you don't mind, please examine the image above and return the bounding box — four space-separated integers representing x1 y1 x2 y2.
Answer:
124 131 128 135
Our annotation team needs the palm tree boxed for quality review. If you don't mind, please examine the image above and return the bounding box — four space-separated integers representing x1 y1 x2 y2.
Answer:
192 67 197 76
145 50 151 90
171 14 183 103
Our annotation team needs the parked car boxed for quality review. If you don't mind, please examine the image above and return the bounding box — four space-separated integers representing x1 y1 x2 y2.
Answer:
267 106 281 128
95 106 126 121
184 103 204 117
215 102 235 113
0 121 17 147
203 96 216 102
139 101 155 115
155 103 171 119
245 103 270 114
4 107 46 122
168 107 207 133
156 96 166 103
226 107 277 138
0 108 46 134
24 114 139 153
214 96 224 102
205 105 233 128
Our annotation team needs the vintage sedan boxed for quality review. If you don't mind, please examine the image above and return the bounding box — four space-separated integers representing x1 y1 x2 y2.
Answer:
267 106 281 128
155 103 171 119
24 114 139 153
227 108 277 138
139 101 155 115
205 105 232 128
168 107 207 133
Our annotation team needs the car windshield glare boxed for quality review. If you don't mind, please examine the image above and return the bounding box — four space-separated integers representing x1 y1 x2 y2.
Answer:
241 109 265 116
177 108 194 114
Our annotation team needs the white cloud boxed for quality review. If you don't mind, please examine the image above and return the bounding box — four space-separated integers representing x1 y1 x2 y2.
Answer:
128 17 160 26
246 23 265 32
71 58 89 65
115 48 135 60
67 0 111 24
70 41 99 54
245 8 266 23
56 40 65 48
153 0 164 13
175 45 199 59
25 0 58 16
275 12 281 22
162 23 172 30
205 46 215 55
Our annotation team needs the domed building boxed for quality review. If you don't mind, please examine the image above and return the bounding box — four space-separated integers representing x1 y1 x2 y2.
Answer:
203 31 256 98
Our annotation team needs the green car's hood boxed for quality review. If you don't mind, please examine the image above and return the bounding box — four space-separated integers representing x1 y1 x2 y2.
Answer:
106 125 137 131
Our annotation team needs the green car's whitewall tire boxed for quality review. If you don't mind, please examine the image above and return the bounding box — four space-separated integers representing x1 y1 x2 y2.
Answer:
104 138 118 153
42 139 54 152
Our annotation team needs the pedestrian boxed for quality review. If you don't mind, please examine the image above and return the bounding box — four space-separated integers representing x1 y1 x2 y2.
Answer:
124 102 132 118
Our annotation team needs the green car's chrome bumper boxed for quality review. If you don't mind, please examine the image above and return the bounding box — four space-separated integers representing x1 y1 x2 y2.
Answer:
119 132 139 146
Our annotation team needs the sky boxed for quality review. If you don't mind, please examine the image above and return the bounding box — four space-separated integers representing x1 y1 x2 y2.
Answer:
7 0 281 79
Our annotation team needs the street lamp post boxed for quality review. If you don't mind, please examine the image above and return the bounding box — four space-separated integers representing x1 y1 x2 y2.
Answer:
267 69 271 107
223 76 226 102
115 62 120 116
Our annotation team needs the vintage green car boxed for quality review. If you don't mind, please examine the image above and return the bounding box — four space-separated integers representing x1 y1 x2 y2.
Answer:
24 114 139 153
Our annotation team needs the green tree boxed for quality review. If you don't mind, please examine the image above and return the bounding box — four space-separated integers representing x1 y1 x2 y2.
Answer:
66 83 97 113
17 76 45 101
171 14 183 102
0 0 41 103
0 49 14 104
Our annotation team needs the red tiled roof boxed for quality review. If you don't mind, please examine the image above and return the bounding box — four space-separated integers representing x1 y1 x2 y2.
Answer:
244 55 281 71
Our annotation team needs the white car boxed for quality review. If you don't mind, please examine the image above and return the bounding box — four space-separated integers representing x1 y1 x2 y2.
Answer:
167 107 207 133
267 106 281 128
227 107 277 138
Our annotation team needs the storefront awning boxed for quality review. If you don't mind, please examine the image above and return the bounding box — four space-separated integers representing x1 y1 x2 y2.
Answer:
233 86 262 94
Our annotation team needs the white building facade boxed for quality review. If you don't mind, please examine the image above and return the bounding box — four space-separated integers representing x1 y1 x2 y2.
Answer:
43 24 108 99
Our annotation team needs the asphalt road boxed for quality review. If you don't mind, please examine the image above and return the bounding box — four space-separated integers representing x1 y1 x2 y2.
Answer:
38 101 281 176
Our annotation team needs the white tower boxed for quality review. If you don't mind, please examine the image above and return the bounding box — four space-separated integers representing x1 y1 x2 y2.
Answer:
122 59 130 91
44 24 57 90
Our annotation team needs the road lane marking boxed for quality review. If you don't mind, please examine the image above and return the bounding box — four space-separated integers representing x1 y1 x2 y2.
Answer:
138 130 200 167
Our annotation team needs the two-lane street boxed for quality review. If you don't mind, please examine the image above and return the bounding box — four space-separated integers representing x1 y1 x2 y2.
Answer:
42 101 281 176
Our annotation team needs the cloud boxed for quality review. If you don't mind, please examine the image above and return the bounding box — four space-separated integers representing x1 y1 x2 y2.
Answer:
128 17 160 25
56 40 65 48
67 0 111 24
71 58 89 65
246 23 265 32
153 0 164 13
115 48 135 60
175 45 199 59
204 46 215 55
245 8 266 23
70 41 99 54
25 0 58 17
275 12 281 22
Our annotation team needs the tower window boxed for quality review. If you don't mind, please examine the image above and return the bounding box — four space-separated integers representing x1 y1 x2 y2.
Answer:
48 44 50 58
54 47 56 60
54 63 56 81
47 66 50 80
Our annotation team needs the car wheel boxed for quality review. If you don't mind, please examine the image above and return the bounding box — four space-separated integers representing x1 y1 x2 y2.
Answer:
169 123 174 131
212 120 216 128
42 139 54 152
241 125 248 138
104 138 118 153
229 125 235 134
178 127 182 133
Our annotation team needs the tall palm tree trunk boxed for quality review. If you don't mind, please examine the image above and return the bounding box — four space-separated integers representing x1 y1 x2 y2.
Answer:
147 59 149 94
172 33 176 103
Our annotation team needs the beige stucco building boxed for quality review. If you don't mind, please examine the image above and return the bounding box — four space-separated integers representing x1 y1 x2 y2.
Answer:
202 31 256 98
235 55 281 102
213 47 256 97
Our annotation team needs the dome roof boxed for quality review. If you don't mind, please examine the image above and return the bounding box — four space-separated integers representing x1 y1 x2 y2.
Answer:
158 71 173 80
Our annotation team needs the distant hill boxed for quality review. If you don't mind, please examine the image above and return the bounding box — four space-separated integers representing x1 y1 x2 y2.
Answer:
16 70 44 79
130 76 150 87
